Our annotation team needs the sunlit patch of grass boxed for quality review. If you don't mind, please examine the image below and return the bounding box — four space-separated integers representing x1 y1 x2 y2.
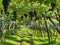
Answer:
56 35 60 43
22 42 30 45
23 37 30 41
34 41 48 45
9 35 21 40
3 39 20 45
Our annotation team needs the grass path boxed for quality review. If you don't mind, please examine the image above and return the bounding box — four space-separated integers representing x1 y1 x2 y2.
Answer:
0 26 60 45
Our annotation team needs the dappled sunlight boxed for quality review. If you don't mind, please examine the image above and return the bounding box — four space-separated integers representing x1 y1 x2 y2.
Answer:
0 0 60 45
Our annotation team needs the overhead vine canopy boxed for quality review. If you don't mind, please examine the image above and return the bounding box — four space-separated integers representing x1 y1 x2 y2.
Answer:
0 0 59 14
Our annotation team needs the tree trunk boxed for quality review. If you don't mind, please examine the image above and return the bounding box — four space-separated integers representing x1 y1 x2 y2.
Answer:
44 14 50 42
49 18 60 34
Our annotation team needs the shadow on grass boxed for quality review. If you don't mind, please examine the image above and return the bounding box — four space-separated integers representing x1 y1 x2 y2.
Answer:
57 43 60 45
38 43 50 45
0 42 15 45
33 38 48 42
5 35 49 45
56 42 60 45
5 35 21 42
37 42 53 45
5 35 30 43
5 35 33 43
37 41 60 45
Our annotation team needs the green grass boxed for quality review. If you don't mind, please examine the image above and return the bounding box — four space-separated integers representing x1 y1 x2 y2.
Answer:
0 26 60 45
